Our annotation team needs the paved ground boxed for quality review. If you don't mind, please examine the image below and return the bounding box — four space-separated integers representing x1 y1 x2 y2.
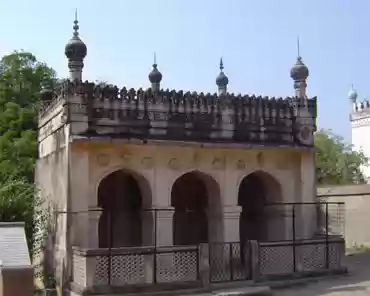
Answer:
273 253 370 295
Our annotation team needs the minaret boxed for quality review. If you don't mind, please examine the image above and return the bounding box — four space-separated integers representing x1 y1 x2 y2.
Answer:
148 53 162 92
216 57 229 95
348 84 358 111
64 10 87 81
290 38 309 100
349 85 370 182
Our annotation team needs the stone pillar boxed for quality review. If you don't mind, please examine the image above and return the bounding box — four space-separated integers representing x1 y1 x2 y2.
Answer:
154 207 174 246
222 206 242 242
198 243 210 287
88 208 102 248
207 208 223 243
249 240 260 282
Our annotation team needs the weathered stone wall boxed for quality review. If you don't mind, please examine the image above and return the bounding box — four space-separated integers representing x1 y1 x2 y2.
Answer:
68 140 317 247
35 100 70 289
318 184 370 248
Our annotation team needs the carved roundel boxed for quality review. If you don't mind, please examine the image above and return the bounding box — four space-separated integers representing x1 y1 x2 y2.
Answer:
297 125 313 145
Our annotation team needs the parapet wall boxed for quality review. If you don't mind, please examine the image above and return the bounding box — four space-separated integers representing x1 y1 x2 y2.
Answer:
38 80 317 148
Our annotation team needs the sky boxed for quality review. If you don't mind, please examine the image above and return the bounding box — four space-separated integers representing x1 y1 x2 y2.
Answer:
0 0 366 140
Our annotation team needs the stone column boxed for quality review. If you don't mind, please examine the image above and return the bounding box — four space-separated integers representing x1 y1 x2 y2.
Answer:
222 206 242 242
87 207 102 248
154 207 174 246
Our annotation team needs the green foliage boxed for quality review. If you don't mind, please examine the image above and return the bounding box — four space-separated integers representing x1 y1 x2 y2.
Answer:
315 129 368 185
0 177 48 256
0 51 56 255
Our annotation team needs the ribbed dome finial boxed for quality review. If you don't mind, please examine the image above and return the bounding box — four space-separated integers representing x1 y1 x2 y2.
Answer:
216 57 228 86
65 10 87 81
149 52 162 90
348 84 358 103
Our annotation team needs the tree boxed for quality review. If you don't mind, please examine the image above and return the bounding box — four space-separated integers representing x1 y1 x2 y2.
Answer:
315 129 368 185
0 51 56 254
0 51 56 182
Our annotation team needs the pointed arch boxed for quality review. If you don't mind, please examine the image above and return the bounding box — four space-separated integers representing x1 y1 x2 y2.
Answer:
171 170 222 245
238 170 283 242
97 169 153 247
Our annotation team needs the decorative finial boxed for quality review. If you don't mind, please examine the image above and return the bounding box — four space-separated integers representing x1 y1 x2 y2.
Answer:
220 57 224 71
65 9 87 81
348 84 358 103
149 52 162 86
153 52 157 68
216 57 229 93
73 9 79 37
297 36 300 58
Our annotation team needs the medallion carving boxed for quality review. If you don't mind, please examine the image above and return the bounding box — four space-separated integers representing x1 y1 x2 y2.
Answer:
120 153 133 163
168 158 180 170
256 152 264 167
192 151 200 167
141 156 154 169
97 154 110 166
212 156 225 170
236 159 246 170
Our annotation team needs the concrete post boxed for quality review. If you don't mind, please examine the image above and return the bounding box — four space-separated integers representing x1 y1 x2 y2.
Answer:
249 240 261 282
222 206 241 242
198 243 210 287
154 207 174 246
88 208 102 248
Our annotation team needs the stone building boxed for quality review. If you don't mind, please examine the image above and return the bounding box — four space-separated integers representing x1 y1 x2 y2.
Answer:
33 15 335 296
349 85 370 181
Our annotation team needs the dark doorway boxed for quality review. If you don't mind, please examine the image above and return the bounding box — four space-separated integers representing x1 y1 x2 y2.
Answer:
98 170 143 248
171 172 209 245
238 171 281 242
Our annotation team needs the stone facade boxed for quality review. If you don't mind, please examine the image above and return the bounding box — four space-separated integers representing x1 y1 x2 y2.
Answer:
34 15 321 294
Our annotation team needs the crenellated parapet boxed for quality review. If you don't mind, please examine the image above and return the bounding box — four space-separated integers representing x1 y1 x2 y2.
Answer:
38 80 317 148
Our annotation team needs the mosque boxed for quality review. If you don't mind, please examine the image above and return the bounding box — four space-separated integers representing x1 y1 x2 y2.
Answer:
34 14 345 296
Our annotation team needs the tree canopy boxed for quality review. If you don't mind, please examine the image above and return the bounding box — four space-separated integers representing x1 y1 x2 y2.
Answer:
0 51 55 254
315 129 368 185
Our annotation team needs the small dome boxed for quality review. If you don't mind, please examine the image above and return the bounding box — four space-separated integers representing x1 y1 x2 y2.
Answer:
216 71 229 87
216 57 229 87
40 80 53 101
290 56 309 81
348 85 358 102
149 64 162 84
65 19 87 61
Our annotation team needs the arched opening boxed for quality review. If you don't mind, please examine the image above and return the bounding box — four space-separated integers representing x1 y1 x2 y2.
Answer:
97 170 152 248
238 171 282 242
171 171 221 245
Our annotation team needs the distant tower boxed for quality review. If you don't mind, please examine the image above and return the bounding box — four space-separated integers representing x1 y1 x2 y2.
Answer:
349 85 370 182
216 57 229 95
148 53 162 92
64 10 87 81
348 84 358 105
290 38 309 100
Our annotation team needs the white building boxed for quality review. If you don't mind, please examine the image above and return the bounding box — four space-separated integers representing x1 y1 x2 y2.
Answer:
350 85 370 181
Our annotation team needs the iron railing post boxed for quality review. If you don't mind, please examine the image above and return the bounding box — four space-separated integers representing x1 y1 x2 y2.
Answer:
153 209 158 284
292 204 296 273
229 243 234 281
107 210 112 285
325 203 329 269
